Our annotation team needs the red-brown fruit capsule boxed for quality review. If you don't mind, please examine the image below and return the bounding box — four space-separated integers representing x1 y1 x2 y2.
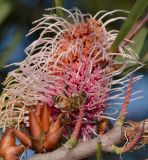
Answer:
29 112 42 140
14 129 32 147
41 105 50 134
6 145 25 157
49 116 61 134
3 155 18 160
0 128 15 155
34 105 43 128
35 103 43 117
44 128 62 150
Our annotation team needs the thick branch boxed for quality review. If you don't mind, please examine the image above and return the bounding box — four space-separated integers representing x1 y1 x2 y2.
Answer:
28 119 148 160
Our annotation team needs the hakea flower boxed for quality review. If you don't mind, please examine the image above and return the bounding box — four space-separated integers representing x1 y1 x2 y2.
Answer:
0 128 25 160
0 8 142 141
15 104 62 153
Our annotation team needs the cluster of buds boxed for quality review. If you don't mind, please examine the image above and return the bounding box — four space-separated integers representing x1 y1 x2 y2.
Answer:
0 104 62 160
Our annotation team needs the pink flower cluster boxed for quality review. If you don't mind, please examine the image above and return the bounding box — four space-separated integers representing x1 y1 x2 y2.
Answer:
49 56 109 140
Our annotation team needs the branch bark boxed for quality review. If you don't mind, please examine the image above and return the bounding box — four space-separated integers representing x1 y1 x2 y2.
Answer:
121 13 148 47
28 119 148 160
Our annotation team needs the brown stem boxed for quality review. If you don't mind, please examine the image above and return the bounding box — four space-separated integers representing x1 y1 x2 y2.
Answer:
28 119 148 160
121 13 148 47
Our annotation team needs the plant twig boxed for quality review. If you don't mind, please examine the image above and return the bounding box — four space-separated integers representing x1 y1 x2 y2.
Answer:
110 0 148 52
28 119 148 160
122 13 148 47
28 82 147 160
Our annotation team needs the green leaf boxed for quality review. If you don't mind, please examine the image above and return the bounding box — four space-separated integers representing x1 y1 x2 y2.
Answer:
140 34 148 59
131 27 148 56
0 29 23 69
110 0 148 52
77 0 135 15
54 0 64 18
0 1 13 25
142 53 148 65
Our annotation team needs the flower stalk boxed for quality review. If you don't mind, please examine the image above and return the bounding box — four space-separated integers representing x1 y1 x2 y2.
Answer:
115 78 133 127
64 104 85 149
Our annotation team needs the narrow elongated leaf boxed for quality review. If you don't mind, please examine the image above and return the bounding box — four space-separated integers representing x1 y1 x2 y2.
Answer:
78 0 135 14
131 27 147 56
0 1 13 25
142 53 148 65
110 0 148 52
140 34 148 59
0 29 23 68
54 0 64 18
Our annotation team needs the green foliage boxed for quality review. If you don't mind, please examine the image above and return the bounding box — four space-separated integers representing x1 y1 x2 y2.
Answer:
0 29 23 69
140 33 148 66
110 0 148 53
77 0 135 14
0 0 13 25
131 27 148 56
53 0 64 17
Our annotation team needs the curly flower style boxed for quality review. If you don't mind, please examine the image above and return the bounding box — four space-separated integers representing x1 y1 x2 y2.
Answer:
0 8 142 139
